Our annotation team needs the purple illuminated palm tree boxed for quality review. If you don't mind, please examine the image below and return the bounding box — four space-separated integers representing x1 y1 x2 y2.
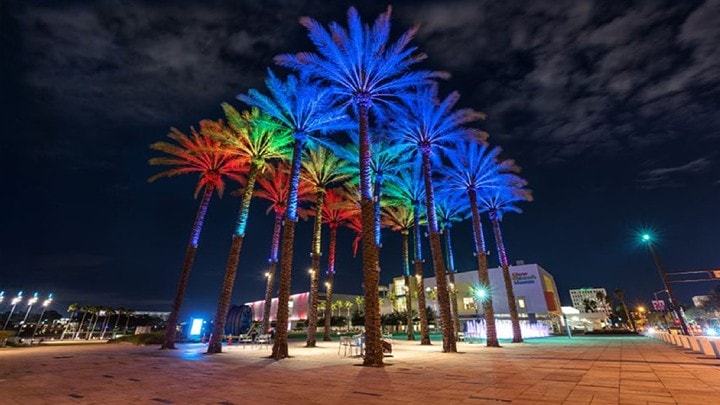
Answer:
436 193 470 340
477 174 532 343
204 105 294 354
384 162 431 345
381 204 416 340
438 140 516 347
149 126 245 350
301 146 353 347
393 86 486 353
254 162 313 334
276 6 445 366
239 71 350 360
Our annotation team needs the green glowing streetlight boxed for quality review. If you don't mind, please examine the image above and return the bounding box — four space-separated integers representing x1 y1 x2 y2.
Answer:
642 234 651 242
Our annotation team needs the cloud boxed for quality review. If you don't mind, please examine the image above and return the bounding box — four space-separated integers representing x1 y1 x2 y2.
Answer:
637 157 714 188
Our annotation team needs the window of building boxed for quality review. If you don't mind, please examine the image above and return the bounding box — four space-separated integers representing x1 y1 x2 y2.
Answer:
517 297 526 310
463 297 476 310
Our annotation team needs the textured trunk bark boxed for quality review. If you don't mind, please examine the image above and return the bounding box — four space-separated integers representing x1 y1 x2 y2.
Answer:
468 189 499 347
73 311 87 340
306 191 325 347
262 211 284 334
443 226 461 340
413 204 431 345
420 150 456 353
207 162 261 354
271 134 306 360
358 99 383 367
402 231 415 341
161 184 214 349
374 173 383 247
490 211 523 343
60 310 77 340
323 224 338 341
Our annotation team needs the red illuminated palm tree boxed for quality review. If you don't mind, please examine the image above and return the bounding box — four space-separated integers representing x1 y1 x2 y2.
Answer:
382 204 416 340
149 126 245 350
393 86 486 352
301 147 353 347
203 105 294 354
320 188 358 341
254 162 313 334
277 7 445 366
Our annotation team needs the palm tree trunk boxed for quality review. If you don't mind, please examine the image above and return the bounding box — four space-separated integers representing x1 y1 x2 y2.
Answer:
374 173 384 247
100 313 110 339
207 163 261 354
444 226 461 340
262 211 283 334
112 313 121 337
124 313 132 334
402 231 415 341
357 99 383 367
60 310 76 340
420 150 456 353
88 313 98 340
490 210 523 343
74 312 87 340
272 135 307 360
306 191 325 347
161 185 214 349
323 224 338 341
413 204 431 345
468 189 499 347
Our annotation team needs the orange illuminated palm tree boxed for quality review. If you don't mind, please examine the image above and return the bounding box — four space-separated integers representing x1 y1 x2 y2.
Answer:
320 188 358 341
149 126 245 350
301 147 353 347
255 162 313 334
203 104 294 354
382 204 416 340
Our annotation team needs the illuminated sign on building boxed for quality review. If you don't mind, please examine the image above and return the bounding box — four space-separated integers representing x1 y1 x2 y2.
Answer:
512 272 537 285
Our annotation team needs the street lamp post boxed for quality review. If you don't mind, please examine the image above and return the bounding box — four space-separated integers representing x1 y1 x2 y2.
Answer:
2 291 23 330
32 294 53 338
642 234 689 335
17 293 39 337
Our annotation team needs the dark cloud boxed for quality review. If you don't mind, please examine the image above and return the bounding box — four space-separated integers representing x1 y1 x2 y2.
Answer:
637 156 714 188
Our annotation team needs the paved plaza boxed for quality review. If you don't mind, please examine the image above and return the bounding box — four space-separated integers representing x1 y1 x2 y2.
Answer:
1 335 719 404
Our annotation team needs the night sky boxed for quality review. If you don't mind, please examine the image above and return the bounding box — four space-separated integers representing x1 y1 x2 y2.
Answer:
2 0 719 320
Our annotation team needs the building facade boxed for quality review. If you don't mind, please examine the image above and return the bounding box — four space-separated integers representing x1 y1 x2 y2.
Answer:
569 288 611 314
242 292 362 330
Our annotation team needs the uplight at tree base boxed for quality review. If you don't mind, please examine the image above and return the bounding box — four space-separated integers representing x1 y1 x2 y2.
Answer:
465 319 550 340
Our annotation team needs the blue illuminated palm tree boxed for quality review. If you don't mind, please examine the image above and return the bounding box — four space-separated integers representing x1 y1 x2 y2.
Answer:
436 192 470 340
384 162 431 344
476 173 532 343
393 85 486 352
204 105 294 354
238 71 350 359
276 6 445 366
437 140 516 347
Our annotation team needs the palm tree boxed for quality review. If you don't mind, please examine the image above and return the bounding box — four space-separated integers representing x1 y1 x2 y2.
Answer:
385 163 431 344
123 309 135 335
149 125 245 350
476 175 532 344
99 306 115 340
239 71 350 360
111 307 125 337
301 147 353 347
86 306 99 340
254 162 313 334
204 105 294 354
382 205 415 340
582 299 598 313
320 188 358 341
436 194 470 341
74 306 90 340
440 140 519 348
614 289 636 331
277 6 445 366
60 303 78 340
393 86 485 352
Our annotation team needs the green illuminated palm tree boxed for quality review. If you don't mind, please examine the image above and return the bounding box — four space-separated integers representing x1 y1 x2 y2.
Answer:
438 140 517 347
254 162 313 334
301 146 353 347
384 162 431 344
204 104 294 354
149 126 245 349
476 174 532 343
320 188 358 341
277 7 444 366
436 193 470 341
393 86 486 352
382 204 416 340
239 71 350 359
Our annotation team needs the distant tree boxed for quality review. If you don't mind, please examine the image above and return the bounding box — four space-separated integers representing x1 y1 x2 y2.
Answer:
702 286 720 312
614 289 636 331
582 299 598 313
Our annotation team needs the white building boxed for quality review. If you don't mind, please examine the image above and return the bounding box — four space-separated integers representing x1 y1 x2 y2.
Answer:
569 288 611 314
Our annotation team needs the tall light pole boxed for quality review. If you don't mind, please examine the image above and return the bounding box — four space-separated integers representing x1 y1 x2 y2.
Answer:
642 234 689 335
17 293 39 337
32 294 53 338
2 291 23 330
